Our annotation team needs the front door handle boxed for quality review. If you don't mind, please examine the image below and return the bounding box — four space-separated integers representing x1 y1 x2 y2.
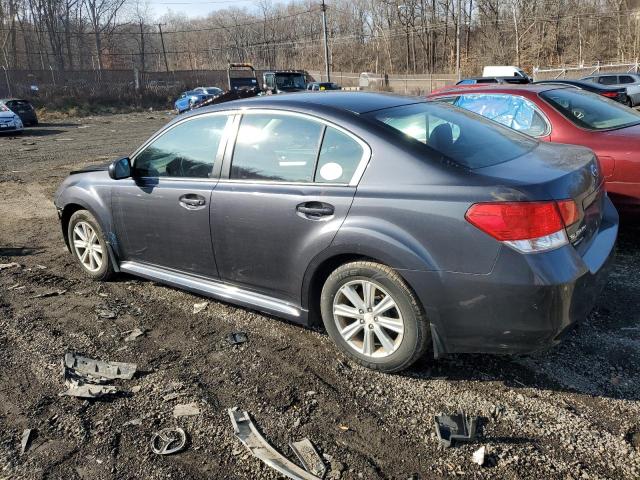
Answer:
296 202 334 218
179 194 206 209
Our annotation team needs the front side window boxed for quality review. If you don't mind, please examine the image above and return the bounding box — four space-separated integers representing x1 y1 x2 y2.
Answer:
231 114 324 182
540 87 640 130
133 115 229 178
316 127 364 183
455 94 549 137
367 102 537 169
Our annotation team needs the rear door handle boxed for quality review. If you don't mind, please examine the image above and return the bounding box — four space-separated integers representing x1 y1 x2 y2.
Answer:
296 202 334 217
179 194 206 209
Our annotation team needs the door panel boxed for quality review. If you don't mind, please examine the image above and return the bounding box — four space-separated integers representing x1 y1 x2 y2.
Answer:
210 183 355 301
113 179 218 277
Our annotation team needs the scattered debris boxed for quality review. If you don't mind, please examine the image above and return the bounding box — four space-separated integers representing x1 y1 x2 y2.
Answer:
123 418 142 427
472 446 486 466
173 402 201 417
7 283 22 290
20 429 34 455
124 327 147 342
35 264 47 270
193 301 208 314
30 289 67 298
434 410 478 448
163 392 181 402
0 262 20 270
226 332 248 345
96 309 116 320
64 352 137 381
228 408 321 480
337 425 350 432
131 385 141 393
290 438 327 478
150 428 187 455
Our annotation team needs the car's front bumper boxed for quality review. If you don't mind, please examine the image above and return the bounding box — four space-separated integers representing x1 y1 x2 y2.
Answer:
401 196 619 356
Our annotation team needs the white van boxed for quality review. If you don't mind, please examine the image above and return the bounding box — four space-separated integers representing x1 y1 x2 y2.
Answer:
482 66 530 80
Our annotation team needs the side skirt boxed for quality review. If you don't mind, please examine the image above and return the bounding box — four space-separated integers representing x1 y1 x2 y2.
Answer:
119 261 307 324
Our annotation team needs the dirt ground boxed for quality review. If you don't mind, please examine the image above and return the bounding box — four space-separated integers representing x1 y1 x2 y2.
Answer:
0 113 639 480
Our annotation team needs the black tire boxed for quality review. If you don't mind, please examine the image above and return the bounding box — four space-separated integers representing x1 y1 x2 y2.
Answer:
67 210 115 281
320 261 430 373
626 98 633 108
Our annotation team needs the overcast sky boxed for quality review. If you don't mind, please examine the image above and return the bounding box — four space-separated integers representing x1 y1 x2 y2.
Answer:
146 0 256 19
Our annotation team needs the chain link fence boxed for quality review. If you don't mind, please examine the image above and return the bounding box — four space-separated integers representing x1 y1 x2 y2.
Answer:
533 62 640 81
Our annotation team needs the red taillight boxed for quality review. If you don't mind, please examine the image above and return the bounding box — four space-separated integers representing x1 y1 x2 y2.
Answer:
465 201 564 241
600 92 618 98
556 199 579 226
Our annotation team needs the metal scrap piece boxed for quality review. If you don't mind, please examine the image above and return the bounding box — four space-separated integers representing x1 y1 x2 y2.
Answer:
124 327 146 342
20 429 34 455
228 408 320 480
31 289 67 299
290 438 327 478
150 428 187 455
434 409 478 448
64 352 137 380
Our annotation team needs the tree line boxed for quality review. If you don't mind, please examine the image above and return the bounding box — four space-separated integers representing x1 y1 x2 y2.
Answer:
1 0 640 75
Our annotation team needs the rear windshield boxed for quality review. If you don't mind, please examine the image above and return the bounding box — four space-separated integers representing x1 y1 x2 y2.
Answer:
540 88 640 130
366 102 538 169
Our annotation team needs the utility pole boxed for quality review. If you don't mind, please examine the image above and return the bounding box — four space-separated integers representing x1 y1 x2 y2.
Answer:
456 0 461 80
321 0 330 82
158 24 170 72
512 4 520 68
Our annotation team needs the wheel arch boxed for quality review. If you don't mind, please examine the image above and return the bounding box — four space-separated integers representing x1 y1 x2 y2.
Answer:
301 246 428 327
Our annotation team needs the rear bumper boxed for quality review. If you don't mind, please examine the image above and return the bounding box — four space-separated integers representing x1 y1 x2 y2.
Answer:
402 197 618 356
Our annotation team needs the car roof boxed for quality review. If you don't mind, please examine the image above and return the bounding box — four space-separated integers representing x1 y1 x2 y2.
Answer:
193 91 422 115
432 84 568 96
0 98 28 102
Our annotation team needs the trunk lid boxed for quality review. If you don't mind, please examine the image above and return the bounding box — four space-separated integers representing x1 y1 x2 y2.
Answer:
474 142 604 253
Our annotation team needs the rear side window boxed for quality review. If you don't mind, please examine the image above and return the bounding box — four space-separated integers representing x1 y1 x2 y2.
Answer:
598 76 618 85
367 102 537 169
619 75 636 84
316 128 364 183
455 94 549 137
231 114 323 182
134 114 229 178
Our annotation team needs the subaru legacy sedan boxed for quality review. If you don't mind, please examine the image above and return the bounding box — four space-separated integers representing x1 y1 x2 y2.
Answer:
54 92 617 372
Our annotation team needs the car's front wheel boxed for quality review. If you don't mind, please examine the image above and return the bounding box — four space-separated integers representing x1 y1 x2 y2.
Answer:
320 261 430 373
67 210 114 281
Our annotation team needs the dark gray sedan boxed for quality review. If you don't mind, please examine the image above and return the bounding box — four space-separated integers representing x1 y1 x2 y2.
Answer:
54 92 618 372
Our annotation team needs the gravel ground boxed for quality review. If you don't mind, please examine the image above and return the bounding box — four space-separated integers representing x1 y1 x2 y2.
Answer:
0 113 639 480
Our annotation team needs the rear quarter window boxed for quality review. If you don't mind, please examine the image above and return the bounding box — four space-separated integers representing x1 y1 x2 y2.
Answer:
367 102 538 169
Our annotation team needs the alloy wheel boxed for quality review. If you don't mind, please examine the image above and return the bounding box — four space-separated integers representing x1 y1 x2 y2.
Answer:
72 221 104 272
332 279 405 358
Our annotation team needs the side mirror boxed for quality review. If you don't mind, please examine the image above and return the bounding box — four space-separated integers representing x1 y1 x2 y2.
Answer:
108 157 131 180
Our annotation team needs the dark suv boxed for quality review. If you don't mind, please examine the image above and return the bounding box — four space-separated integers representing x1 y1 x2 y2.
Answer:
54 92 617 372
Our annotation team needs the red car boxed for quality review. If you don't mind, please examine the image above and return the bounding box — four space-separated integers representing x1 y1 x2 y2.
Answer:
428 84 640 210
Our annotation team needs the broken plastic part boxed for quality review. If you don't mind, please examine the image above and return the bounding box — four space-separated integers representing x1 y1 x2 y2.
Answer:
64 352 137 380
290 438 327 478
228 408 321 480
226 332 248 345
150 428 187 455
173 402 201 417
434 409 478 448
59 383 119 398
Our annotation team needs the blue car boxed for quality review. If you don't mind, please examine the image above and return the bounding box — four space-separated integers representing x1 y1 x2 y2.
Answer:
174 87 222 113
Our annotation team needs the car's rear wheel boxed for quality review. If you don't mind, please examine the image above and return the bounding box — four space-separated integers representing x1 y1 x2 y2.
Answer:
68 210 114 281
627 98 633 108
320 261 430 372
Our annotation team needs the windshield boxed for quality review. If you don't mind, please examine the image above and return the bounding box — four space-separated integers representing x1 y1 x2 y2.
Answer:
275 73 306 89
540 88 640 130
366 102 538 169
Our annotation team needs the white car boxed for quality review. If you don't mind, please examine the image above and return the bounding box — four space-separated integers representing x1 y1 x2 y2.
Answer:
0 104 23 133
582 73 640 107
